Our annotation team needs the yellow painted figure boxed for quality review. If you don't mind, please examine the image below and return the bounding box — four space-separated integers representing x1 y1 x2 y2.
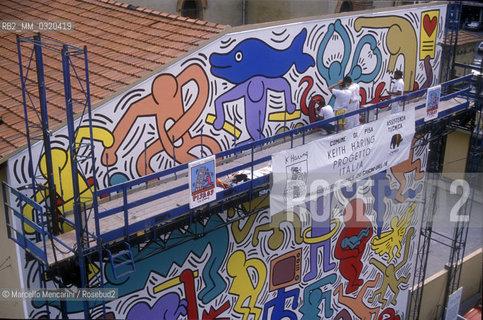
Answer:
23 127 113 233
355 16 417 92
227 250 266 320
371 203 416 262
369 227 414 307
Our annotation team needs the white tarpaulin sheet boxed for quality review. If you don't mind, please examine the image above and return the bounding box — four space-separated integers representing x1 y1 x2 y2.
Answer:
271 109 415 215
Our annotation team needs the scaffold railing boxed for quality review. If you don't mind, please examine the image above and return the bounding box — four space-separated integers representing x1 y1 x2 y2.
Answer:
3 74 474 261
2 64 478 318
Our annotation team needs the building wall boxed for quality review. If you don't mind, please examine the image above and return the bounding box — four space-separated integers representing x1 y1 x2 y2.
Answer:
16 134 431 319
7 4 448 199
203 0 244 26
117 0 409 26
417 248 482 320
443 130 471 180
120 0 178 14
2 3 454 319
244 0 333 24
0 164 25 319
116 0 243 26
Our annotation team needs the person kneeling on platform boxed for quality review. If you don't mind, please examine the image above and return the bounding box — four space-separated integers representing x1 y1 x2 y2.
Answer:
316 100 335 135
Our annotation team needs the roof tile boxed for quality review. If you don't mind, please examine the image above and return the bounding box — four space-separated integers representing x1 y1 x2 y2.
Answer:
0 0 227 162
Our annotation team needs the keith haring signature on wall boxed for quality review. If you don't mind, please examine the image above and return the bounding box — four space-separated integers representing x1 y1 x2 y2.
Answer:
6 4 445 319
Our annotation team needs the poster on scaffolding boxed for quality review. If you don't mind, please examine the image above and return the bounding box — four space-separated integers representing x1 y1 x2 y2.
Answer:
425 85 441 122
270 109 415 215
189 155 216 209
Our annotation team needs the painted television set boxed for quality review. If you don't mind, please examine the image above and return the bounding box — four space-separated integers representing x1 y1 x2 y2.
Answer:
269 248 302 291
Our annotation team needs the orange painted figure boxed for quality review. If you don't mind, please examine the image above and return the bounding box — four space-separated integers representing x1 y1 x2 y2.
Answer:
390 138 425 202
333 274 381 320
102 64 221 177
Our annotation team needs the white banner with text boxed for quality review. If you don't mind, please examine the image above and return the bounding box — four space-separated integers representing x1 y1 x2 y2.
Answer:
270 109 415 215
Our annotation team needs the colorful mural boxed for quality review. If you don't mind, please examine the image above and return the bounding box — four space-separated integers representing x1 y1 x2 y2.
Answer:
6 4 445 319
24 133 429 319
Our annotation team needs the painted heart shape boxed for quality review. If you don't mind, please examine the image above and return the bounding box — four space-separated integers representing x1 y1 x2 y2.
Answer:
423 14 437 37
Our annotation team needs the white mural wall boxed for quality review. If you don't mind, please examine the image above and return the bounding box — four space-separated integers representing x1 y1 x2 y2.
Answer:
6 4 446 319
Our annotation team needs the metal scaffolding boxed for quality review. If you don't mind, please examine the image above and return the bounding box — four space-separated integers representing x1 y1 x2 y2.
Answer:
4 34 102 319
408 1 482 318
2 4 482 318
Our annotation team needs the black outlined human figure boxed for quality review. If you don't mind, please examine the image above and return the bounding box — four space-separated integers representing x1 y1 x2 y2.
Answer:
300 273 336 319
369 227 414 307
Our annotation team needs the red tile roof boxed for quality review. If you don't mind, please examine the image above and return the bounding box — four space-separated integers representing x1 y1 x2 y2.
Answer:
444 30 483 46
0 0 227 163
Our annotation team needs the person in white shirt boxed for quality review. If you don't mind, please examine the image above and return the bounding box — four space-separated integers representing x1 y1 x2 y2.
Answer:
344 76 361 129
316 100 335 134
328 79 351 130
387 70 404 114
